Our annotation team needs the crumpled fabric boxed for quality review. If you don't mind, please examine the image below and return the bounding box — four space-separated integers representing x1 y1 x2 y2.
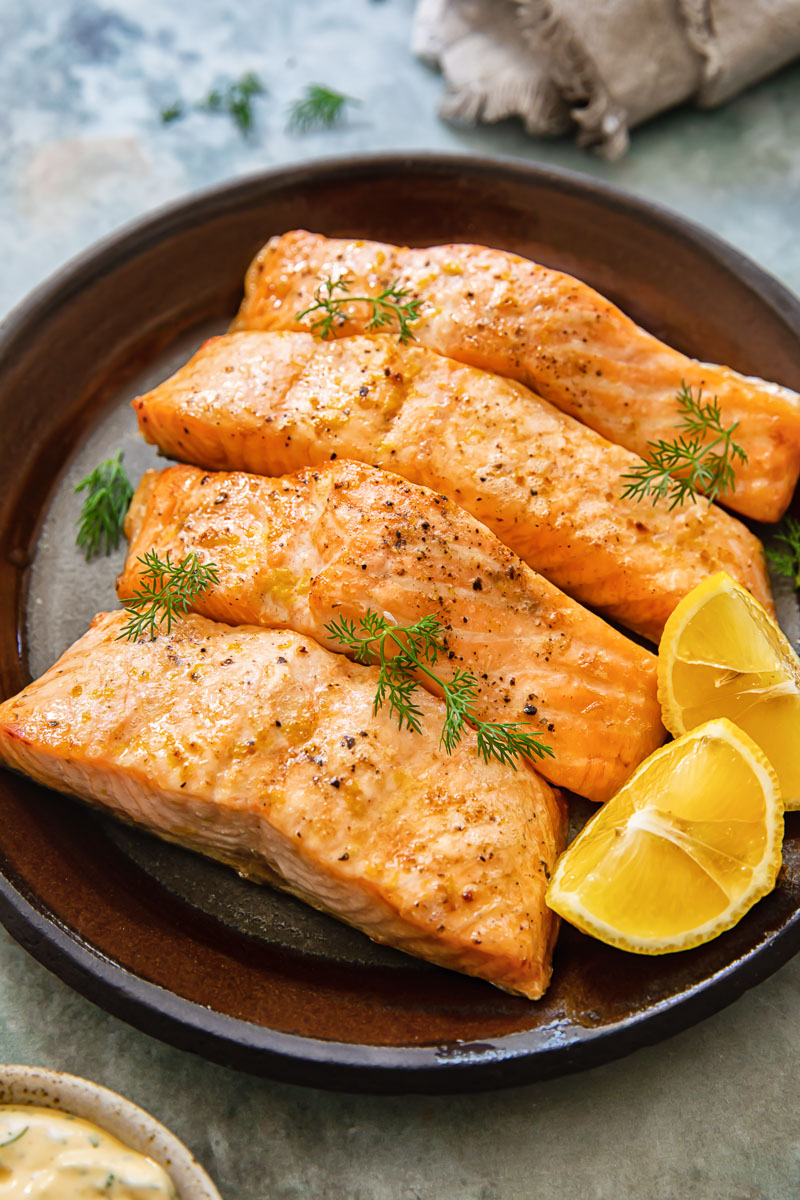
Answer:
414 0 800 159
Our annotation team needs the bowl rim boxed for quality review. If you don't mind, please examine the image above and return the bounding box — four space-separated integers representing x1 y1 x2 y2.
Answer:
0 1063 222 1198
1 150 799 1094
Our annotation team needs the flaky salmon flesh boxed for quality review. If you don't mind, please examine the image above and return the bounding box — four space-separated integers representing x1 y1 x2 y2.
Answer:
0 612 566 999
132 331 774 642
120 460 664 804
230 230 800 524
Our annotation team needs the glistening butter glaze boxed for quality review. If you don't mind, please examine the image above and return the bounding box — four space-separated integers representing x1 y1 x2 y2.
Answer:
0 1106 176 1198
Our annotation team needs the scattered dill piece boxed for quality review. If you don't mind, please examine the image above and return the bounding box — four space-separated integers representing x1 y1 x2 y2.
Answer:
160 72 266 135
0 1126 28 1150
765 515 800 588
75 450 134 560
227 79 263 133
197 71 266 134
198 88 224 113
118 550 220 642
287 84 360 133
620 381 748 510
296 276 422 344
325 610 553 769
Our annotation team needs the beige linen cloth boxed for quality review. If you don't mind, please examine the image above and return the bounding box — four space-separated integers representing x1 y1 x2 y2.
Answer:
414 0 800 159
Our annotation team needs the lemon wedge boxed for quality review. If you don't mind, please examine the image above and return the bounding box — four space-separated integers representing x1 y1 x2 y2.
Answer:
546 719 782 953
658 572 800 809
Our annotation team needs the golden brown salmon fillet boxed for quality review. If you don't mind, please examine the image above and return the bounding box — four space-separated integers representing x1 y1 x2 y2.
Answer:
132 330 774 641
230 230 800 524
119 461 664 803
0 612 566 1000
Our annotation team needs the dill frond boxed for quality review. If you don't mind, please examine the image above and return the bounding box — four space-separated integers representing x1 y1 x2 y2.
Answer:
117 551 220 642
621 381 747 509
287 84 359 133
325 610 553 769
296 276 422 344
75 451 134 560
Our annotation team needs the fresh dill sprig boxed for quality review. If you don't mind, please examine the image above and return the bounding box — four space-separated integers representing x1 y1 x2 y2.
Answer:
118 550 220 642
161 72 266 136
287 84 359 133
765 515 800 589
620 381 748 510
75 451 134 561
296 277 422 344
0 1126 28 1151
325 610 553 769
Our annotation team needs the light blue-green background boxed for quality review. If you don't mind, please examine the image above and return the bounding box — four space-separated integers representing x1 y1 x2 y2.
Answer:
2 3 799 1197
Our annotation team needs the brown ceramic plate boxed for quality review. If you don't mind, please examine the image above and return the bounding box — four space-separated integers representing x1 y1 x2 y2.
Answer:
0 153 798 1094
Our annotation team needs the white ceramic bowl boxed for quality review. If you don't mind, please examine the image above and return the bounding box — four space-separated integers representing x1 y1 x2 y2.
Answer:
0 1065 223 1199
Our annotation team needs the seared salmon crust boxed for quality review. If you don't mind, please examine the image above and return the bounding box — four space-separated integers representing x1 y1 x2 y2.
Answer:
120 460 665 803
231 230 800 523
0 612 566 1000
132 330 774 642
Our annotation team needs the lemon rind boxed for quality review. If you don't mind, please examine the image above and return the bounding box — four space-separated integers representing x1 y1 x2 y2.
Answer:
545 719 784 955
657 572 800 812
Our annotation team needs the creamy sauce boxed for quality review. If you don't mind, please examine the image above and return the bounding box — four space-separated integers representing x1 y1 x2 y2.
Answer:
0 1106 177 1198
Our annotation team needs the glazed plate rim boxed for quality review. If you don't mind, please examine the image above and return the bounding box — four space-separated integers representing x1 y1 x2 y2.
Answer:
1 151 799 1094
2 861 800 1092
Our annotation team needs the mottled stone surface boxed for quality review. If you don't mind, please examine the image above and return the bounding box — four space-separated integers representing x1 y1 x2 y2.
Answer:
1 2 800 1198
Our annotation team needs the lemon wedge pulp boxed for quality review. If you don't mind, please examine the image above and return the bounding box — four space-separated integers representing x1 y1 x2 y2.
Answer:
546 719 782 954
658 572 800 809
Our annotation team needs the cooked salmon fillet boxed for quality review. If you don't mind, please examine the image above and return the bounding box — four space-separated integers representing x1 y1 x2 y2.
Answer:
132 331 774 641
230 230 800 524
119 461 664 803
0 612 566 999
